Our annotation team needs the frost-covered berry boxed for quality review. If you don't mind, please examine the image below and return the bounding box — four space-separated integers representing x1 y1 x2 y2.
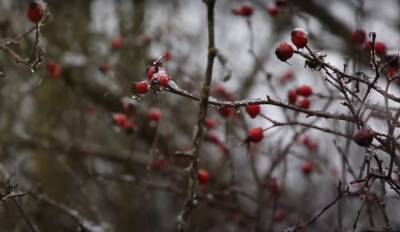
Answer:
132 81 149 94
291 28 308 49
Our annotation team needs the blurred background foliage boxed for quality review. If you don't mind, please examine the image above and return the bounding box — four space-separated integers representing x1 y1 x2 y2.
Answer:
0 0 400 231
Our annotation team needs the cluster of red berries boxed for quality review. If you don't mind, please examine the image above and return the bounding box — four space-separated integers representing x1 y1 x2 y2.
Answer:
287 85 313 109
112 113 135 132
232 4 254 17
351 29 387 56
118 108 161 129
275 28 309 62
132 61 172 95
111 99 161 132
232 0 286 18
26 1 45 24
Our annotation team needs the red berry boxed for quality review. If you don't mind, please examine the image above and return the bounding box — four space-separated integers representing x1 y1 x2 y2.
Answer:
389 67 398 79
142 35 152 45
164 51 172 61
354 127 374 147
351 29 366 44
213 85 234 101
279 70 294 85
302 162 315 175
98 63 111 74
302 136 318 153
151 158 166 170
298 98 310 109
47 61 62 79
219 106 235 118
27 1 45 23
245 104 261 118
266 178 281 198
147 108 161 122
122 120 135 131
248 127 264 143
132 81 149 94
266 4 279 16
112 113 128 127
288 89 297 104
374 41 387 56
367 41 387 56
296 85 313 97
273 209 286 222
147 66 157 80
111 36 124 49
291 28 308 49
275 42 293 62
205 118 217 129
232 5 254 17
206 131 221 145
85 106 97 117
198 169 210 185
158 73 170 88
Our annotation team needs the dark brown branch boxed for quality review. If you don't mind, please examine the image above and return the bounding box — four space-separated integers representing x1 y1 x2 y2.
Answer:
176 1 216 231
167 84 358 123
